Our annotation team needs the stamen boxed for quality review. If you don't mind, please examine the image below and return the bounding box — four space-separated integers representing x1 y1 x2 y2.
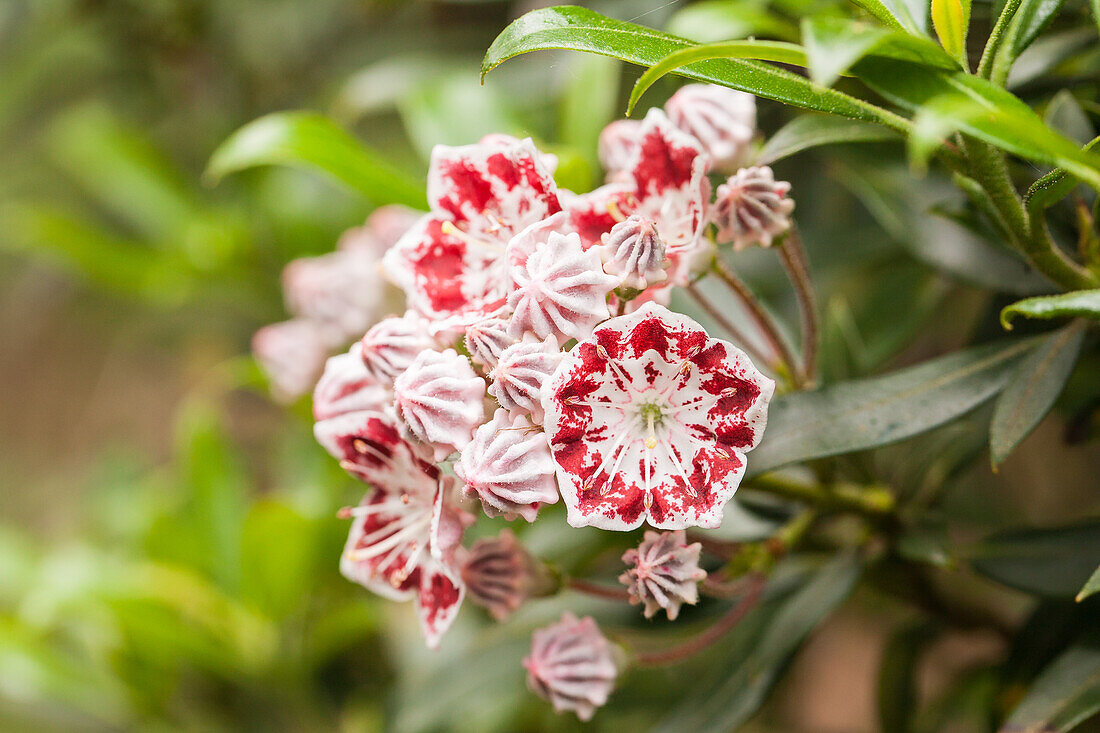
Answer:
645 410 658 449
441 220 504 253
606 199 627 223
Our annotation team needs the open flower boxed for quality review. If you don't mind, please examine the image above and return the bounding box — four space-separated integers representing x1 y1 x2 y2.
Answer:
313 342 389 421
382 137 561 328
524 612 617 721
507 231 618 344
665 84 755 171
360 312 435 383
488 337 563 423
620 529 706 620
393 348 486 460
598 118 643 177
456 408 559 521
541 303 774 531
314 408 437 492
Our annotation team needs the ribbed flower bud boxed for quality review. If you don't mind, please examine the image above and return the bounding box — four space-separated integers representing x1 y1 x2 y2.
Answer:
524 612 618 721
313 343 388 421
464 317 515 370
459 529 554 620
712 166 794 249
488 338 562 423
665 84 755 171
393 348 486 460
619 529 707 620
601 215 668 293
359 312 434 383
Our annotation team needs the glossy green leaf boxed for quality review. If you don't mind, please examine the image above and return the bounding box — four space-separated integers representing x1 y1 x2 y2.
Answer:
750 338 1038 474
483 6 903 126
206 111 426 208
1078 565 1100 602
990 322 1085 466
1000 634 1100 732
1001 290 1100 329
1005 0 1071 61
878 623 939 733
931 0 970 66
848 0 922 33
757 114 899 164
855 60 1100 188
969 520 1100 597
653 554 862 732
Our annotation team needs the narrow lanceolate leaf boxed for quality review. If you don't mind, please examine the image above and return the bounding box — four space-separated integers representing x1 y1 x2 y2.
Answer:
999 634 1100 733
206 111 426 208
483 6 901 125
1001 290 1100 329
970 520 1100 597
854 60 1100 188
756 115 899 164
750 338 1038 474
990 322 1085 466
1004 0 1071 61
1078 565 1100 602
848 0 922 33
653 555 862 733
931 0 970 66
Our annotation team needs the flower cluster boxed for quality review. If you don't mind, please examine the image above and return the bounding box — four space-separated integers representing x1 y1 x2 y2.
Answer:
258 84 794 719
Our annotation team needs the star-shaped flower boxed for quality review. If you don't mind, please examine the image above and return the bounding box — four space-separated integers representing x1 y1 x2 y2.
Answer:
382 137 561 328
540 303 774 531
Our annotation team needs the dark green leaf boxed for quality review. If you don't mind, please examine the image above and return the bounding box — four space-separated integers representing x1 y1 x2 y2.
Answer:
483 6 901 125
750 338 1038 475
206 111 426 208
1001 290 1100 329
990 322 1085 466
898 523 956 568
855 60 1100 188
1000 634 1100 732
757 114 900 164
878 623 939 733
1078 566 1100 602
969 520 1100 597
653 554 862 732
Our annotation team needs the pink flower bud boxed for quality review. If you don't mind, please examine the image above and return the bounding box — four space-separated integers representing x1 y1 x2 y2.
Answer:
712 166 795 250
524 612 617 721
666 84 755 171
598 119 643 175
313 343 389 421
337 205 422 258
360 312 434 383
393 348 486 460
464 317 515 370
252 319 330 402
456 408 559 522
601 215 668 292
282 250 381 345
620 529 707 620
488 338 562 423
459 529 553 620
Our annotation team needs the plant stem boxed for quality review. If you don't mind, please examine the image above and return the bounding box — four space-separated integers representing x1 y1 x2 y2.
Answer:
748 474 896 517
566 578 630 602
710 258 802 386
977 0 1023 81
633 574 765 666
683 281 775 370
777 227 818 386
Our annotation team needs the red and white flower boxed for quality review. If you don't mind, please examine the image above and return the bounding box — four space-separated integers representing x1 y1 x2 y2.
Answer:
282 250 382 345
541 303 774 531
393 348 486 460
313 342 389 421
665 84 755 172
382 137 561 327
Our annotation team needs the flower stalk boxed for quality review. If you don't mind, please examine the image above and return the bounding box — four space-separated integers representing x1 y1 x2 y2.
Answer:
777 226 818 386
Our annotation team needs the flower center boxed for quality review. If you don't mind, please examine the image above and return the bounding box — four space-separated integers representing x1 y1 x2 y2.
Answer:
636 400 667 450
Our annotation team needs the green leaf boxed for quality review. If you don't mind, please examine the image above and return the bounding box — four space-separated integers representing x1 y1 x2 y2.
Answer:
206 111 426 208
482 6 904 127
854 60 1100 188
1000 634 1100 732
969 520 1100 597
750 338 1038 474
666 0 800 43
240 501 323 619
757 114 900 164
558 53 619 168
990 322 1085 466
878 623 939 733
1078 565 1100 602
1004 0 1071 61
931 0 970 66
653 554 862 732
1001 290 1100 329
847 0 922 33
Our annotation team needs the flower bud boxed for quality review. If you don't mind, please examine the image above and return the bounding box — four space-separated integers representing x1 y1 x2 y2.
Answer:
665 84 755 171
313 343 388 421
464 317 515 370
620 529 706 620
282 250 381 345
524 612 617 721
252 319 330 402
712 166 794 249
601 214 668 293
393 348 486 460
488 338 562 424
459 529 554 620
360 312 434 383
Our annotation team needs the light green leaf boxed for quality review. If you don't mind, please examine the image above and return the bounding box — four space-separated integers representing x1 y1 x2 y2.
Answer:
1000 634 1100 732
990 322 1085 466
653 554 862 732
931 0 970 66
855 60 1100 188
1001 290 1100 329
666 0 799 43
969 520 1100 597
482 6 905 128
1004 0 1071 62
847 0 922 33
240 501 324 619
757 114 899 164
559 53 619 167
750 338 1038 474
1078 565 1100 602
206 111 425 208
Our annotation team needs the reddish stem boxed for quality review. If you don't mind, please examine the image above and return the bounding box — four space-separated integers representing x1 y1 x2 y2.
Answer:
567 578 631 602
683 281 774 370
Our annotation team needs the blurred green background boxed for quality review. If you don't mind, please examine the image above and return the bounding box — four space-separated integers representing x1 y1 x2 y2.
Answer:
1 1 1097 731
